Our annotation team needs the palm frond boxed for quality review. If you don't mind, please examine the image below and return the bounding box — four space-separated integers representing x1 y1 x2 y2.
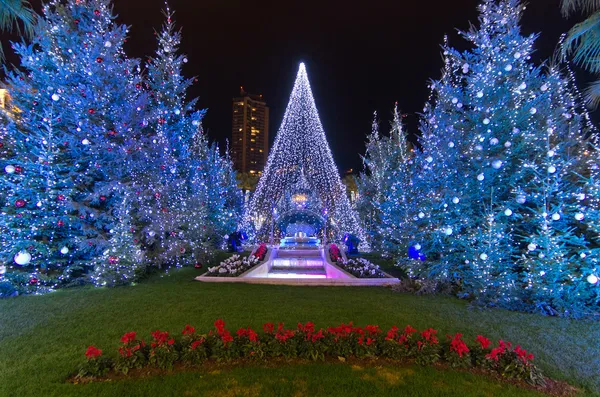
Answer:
0 0 36 62
584 78 600 109
0 0 36 37
563 10 600 73
561 0 600 16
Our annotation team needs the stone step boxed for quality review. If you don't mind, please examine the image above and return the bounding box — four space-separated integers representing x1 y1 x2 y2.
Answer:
271 266 325 273
269 268 326 275
276 251 322 258
271 259 325 268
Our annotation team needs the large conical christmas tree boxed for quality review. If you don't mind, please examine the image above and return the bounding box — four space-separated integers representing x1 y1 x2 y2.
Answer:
0 0 147 293
243 63 367 248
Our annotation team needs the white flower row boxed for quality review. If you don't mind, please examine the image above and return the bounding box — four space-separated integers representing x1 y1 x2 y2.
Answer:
207 254 260 277
337 258 386 278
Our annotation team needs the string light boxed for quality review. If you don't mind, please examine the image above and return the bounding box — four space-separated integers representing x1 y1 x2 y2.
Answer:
242 63 368 249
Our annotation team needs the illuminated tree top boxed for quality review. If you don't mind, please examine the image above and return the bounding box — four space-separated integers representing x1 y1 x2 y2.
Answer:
244 63 367 247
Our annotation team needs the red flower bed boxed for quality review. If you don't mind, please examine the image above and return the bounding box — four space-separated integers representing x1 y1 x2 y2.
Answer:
329 244 341 262
76 320 545 386
253 243 268 261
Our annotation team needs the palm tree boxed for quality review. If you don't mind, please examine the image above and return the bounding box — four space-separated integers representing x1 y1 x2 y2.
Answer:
0 0 36 63
562 0 600 107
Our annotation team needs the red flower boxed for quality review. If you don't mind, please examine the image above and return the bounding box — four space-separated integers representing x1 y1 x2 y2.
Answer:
214 319 225 332
385 326 399 341
329 244 342 261
365 325 381 335
221 332 234 345
190 339 204 350
448 333 470 358
476 335 491 350
151 330 172 347
404 325 417 335
275 328 295 343
311 329 324 343
182 324 195 335
421 328 439 345
263 323 274 334
119 347 133 357
248 328 259 342
486 340 508 361
297 322 315 333
366 337 375 346
120 331 137 344
514 345 533 364
85 345 102 359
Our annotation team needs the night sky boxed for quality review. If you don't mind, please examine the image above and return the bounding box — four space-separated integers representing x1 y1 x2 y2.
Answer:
2 0 589 172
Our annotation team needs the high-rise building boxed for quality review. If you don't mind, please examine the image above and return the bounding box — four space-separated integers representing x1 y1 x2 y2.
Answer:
231 88 269 175
0 89 9 109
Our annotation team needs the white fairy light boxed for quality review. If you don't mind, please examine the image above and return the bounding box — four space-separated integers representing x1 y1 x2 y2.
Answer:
242 63 368 249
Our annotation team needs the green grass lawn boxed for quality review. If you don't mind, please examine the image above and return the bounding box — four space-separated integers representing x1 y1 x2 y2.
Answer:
0 261 598 396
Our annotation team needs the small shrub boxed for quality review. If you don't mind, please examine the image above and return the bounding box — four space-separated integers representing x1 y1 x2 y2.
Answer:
114 332 148 374
77 346 113 378
148 330 178 370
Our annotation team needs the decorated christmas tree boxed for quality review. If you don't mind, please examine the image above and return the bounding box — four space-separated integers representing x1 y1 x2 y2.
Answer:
134 4 210 268
511 66 599 314
89 197 144 287
355 112 384 242
357 104 412 254
243 63 367 249
401 0 599 315
404 37 474 280
0 0 147 293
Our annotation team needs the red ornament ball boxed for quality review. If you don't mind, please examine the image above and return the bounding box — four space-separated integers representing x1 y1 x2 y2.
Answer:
154 192 161 199
161 207 168 213
15 199 26 208
100 195 106 201
14 166 23 173
30 278 38 285
108 130 117 136
74 19 80 24
108 256 119 265
135 83 141 89
94 9 100 16
57 194 66 201
96 57 103 63
57 220 65 227
88 108 95 114
194 263 203 269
